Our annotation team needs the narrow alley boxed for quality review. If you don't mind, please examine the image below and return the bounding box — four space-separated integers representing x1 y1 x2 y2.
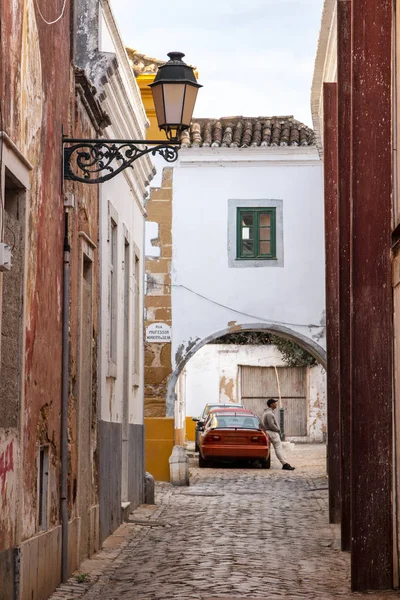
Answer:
50 446 399 600
2 2 400 597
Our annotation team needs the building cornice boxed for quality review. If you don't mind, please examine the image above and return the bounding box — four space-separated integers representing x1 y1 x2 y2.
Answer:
311 0 337 156
177 146 321 167
75 68 111 133
100 0 149 132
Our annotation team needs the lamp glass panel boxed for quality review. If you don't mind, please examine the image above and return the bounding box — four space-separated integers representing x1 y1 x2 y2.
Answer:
163 83 185 125
151 84 166 127
181 85 199 127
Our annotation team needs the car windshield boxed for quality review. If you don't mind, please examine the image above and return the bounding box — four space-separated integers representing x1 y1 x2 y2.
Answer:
212 414 260 429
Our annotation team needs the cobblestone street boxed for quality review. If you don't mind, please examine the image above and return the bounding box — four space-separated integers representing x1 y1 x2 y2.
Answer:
50 445 400 600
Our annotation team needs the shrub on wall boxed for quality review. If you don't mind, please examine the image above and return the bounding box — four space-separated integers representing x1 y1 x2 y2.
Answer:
269 336 316 367
210 331 316 368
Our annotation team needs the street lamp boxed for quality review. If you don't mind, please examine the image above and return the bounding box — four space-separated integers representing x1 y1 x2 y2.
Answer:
149 51 202 142
63 52 201 184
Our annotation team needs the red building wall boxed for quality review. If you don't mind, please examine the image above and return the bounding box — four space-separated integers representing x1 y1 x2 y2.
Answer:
0 2 101 596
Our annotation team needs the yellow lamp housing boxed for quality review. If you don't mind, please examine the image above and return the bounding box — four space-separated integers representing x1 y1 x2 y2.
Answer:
149 52 202 142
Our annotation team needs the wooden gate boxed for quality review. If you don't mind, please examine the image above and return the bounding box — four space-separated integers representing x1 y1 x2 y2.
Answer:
240 366 307 436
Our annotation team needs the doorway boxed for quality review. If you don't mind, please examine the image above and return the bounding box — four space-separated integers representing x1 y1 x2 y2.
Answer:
240 366 307 436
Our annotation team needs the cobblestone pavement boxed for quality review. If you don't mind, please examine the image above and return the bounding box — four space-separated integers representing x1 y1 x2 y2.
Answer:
50 444 400 600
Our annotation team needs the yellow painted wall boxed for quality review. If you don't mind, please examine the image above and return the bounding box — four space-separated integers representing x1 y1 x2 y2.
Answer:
139 63 199 478
185 417 196 442
145 417 174 482
136 74 169 141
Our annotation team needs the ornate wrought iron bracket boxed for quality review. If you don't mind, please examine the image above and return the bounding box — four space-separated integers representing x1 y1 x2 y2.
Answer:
63 138 180 184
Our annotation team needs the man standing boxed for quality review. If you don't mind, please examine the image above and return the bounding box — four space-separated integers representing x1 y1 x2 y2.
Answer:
262 398 295 471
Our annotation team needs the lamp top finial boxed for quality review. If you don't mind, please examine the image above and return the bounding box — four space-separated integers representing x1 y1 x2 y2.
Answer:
167 52 186 63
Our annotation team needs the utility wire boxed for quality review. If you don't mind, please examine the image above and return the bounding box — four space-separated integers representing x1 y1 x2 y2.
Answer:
146 280 326 329
35 0 67 25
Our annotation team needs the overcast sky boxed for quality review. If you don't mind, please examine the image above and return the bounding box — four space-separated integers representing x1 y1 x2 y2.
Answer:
110 0 324 127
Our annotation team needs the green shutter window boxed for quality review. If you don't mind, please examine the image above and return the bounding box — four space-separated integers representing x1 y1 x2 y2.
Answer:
237 208 276 259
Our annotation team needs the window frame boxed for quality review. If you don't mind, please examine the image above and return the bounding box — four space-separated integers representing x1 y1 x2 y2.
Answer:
133 250 141 380
107 201 119 378
109 217 118 364
236 207 277 260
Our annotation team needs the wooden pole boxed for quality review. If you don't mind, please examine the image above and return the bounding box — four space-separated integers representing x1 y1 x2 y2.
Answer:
337 0 352 552
350 0 393 590
323 81 341 524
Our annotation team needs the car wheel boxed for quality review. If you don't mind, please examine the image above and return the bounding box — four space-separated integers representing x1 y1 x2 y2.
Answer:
199 454 208 468
260 456 271 469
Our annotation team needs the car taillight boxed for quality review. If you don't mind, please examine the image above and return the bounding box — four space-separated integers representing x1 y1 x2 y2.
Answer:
251 436 265 444
203 434 221 444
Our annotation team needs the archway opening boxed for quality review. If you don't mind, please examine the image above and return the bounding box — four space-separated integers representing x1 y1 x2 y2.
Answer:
167 324 326 448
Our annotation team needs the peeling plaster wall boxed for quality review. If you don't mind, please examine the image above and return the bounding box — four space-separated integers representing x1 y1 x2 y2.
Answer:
0 0 70 537
179 344 327 441
144 169 173 417
0 431 19 551
0 0 72 595
308 364 327 441
171 148 326 376
67 91 100 564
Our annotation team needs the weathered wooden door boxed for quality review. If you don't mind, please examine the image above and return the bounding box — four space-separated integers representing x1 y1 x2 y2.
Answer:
240 366 307 436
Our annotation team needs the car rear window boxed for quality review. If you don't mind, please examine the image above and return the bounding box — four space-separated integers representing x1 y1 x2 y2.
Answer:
202 404 219 418
212 414 261 429
202 404 243 419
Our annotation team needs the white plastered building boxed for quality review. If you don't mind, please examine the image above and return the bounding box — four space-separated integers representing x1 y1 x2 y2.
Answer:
76 0 155 536
146 116 327 440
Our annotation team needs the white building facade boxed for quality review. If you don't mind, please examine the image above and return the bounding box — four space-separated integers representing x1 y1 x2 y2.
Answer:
145 116 326 447
160 118 326 428
76 0 154 540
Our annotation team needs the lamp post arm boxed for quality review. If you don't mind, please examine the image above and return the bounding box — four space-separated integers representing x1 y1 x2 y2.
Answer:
63 138 180 184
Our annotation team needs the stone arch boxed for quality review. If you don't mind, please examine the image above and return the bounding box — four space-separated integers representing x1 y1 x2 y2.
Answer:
166 323 326 416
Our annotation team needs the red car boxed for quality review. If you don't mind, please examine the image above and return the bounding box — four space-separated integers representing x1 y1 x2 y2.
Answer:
199 408 270 469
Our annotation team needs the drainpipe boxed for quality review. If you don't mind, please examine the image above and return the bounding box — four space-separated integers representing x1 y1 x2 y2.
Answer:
61 207 70 582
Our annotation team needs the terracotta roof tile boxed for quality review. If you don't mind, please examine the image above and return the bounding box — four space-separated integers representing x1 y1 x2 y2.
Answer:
180 116 315 148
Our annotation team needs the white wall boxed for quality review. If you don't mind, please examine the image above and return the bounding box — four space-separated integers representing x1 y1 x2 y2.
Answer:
99 179 146 425
97 3 152 426
180 344 327 441
171 147 325 378
311 0 337 153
